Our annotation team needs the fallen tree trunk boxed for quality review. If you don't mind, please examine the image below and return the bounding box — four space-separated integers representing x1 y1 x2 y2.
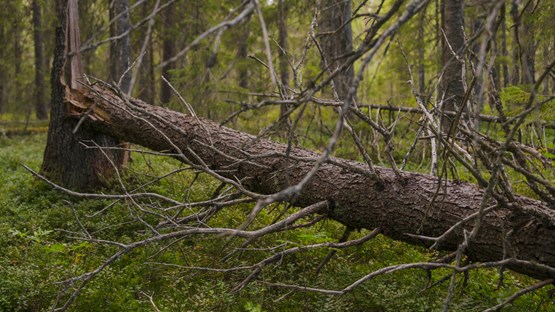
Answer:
68 84 555 281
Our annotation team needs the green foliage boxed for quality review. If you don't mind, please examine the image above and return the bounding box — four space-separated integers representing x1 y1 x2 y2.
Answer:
0 134 553 311
1 0 555 309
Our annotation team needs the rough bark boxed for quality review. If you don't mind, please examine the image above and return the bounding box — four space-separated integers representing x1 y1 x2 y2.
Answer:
159 7 175 105
237 23 249 90
278 0 289 90
520 2 535 85
499 4 509 88
440 0 466 134
41 0 122 191
0 20 6 115
418 7 426 95
137 0 156 104
14 10 22 114
510 1 521 85
109 0 132 93
65 83 555 281
33 0 48 120
277 0 291 126
319 0 355 101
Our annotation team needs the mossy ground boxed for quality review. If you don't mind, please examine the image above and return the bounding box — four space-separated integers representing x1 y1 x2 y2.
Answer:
0 134 553 311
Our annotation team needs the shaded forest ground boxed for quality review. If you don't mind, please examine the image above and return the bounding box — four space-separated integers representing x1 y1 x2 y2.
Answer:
1 133 554 311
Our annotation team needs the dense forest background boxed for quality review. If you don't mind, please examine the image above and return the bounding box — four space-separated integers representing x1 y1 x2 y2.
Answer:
1 0 555 311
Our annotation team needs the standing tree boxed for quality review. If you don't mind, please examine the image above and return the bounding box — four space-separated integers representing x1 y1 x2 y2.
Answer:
109 0 132 93
0 15 6 115
33 0 48 120
520 1 536 85
136 1 156 104
159 6 175 105
439 0 466 134
318 0 355 101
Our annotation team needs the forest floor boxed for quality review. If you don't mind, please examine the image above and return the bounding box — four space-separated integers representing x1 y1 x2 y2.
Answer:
0 133 554 311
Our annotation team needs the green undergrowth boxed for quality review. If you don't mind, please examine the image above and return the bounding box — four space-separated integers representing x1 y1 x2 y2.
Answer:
0 134 554 311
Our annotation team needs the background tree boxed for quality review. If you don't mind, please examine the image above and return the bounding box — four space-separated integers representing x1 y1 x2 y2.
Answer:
318 0 355 101
159 6 175 105
33 0 48 120
109 0 132 93
440 0 466 134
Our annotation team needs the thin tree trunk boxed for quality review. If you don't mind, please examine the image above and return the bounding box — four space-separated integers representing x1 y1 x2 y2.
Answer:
14 14 22 115
319 0 355 101
159 7 175 105
237 24 249 90
109 0 132 93
64 83 555 281
543 45 550 94
278 0 289 89
418 7 426 95
42 0 123 191
137 1 156 104
510 1 521 84
500 4 509 88
109 0 133 166
520 1 535 85
439 0 466 134
33 0 48 120
0 21 6 115
471 17 482 108
277 0 290 126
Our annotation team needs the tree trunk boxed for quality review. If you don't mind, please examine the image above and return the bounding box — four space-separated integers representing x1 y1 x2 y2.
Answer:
499 4 509 88
277 0 291 127
418 7 426 95
41 0 123 191
440 0 466 134
109 0 132 93
237 23 249 90
278 0 289 90
14 11 22 115
63 83 555 281
33 0 48 120
159 7 175 105
0 21 6 115
137 1 156 104
510 1 521 85
520 2 535 85
319 0 355 101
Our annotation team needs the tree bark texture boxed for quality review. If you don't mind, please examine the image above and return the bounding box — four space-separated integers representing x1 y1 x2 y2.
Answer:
520 2 535 85
137 0 156 104
159 7 175 105
0 21 6 114
440 0 466 134
237 23 250 90
41 0 123 191
66 84 555 281
510 1 521 85
109 0 132 93
319 0 355 101
33 0 48 120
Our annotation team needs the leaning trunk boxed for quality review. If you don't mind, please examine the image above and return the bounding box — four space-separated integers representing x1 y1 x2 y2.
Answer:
64 83 555 281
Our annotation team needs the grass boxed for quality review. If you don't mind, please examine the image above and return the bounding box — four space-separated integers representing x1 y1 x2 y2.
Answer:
0 133 553 311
